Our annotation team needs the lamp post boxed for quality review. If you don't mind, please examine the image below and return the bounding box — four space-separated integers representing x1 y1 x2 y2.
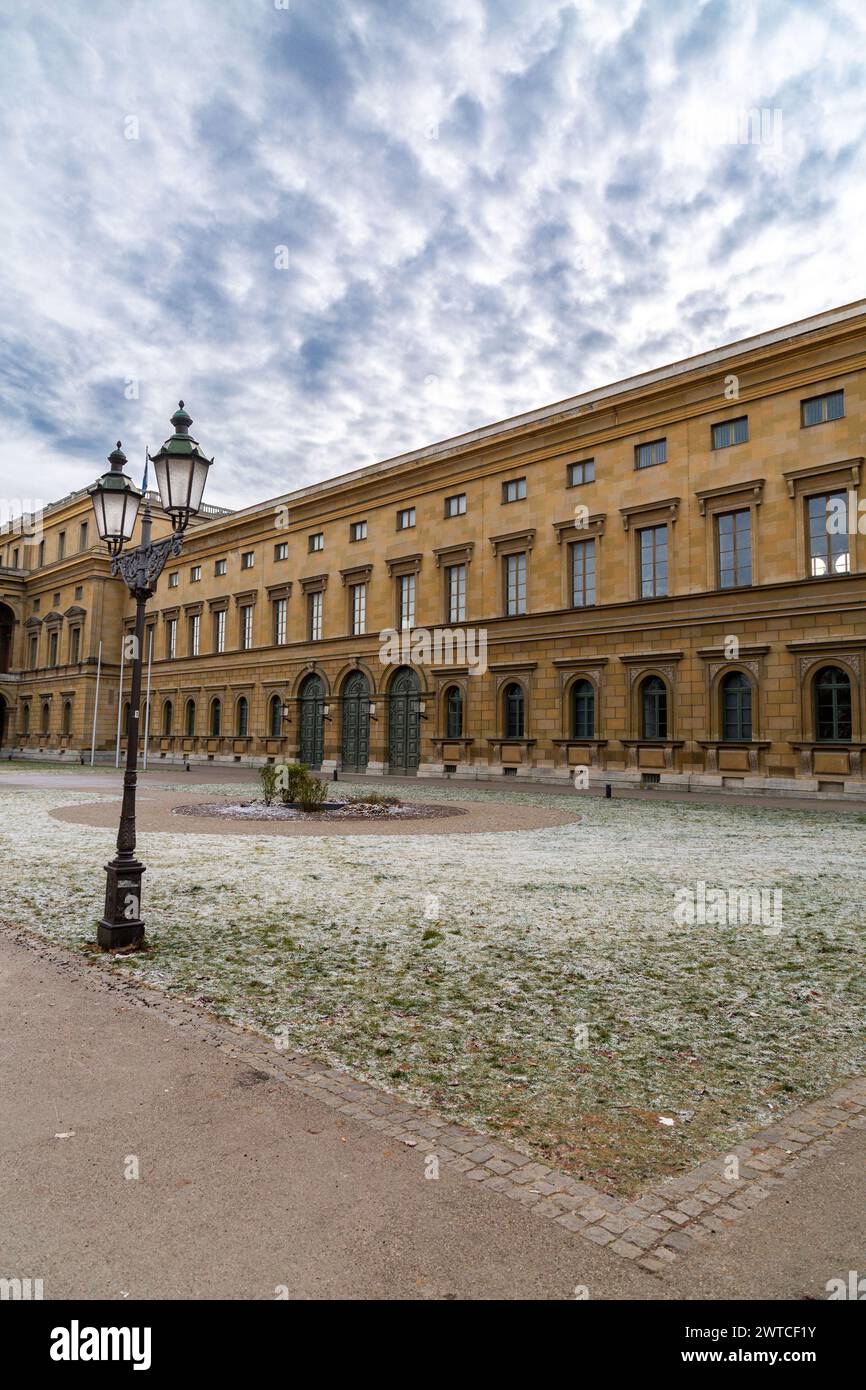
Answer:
89 403 213 949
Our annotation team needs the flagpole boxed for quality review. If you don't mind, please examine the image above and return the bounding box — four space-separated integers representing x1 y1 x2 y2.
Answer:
90 640 102 767
143 626 153 771
115 634 125 769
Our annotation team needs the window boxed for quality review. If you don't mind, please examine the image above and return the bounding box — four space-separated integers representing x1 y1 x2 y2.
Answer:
28 634 37 668
69 627 80 664
185 699 196 737
814 666 852 742
273 597 288 645
635 438 667 469
188 613 200 656
308 532 324 553
241 551 255 570
641 676 668 739
504 683 525 738
802 390 844 427
721 671 752 741
351 582 366 636
712 417 749 449
639 525 668 598
446 563 466 622
270 695 283 737
717 510 752 588
445 493 467 517
274 542 288 561
22 704 30 734
49 630 58 665
190 565 201 582
210 698 222 736
399 573 415 629
79 522 88 550
350 520 367 542
236 696 249 737
215 558 227 576
41 701 50 735
445 685 463 738
166 618 177 659
168 572 178 589
122 702 131 735
571 679 595 738
570 539 596 607
162 700 173 736
74 585 83 600
308 590 323 641
53 592 60 606
240 604 253 650
502 477 527 503
38 540 45 566
62 700 72 736
505 552 527 615
808 493 850 575
33 597 40 612
213 609 226 653
12 548 19 567
567 459 595 487
58 532 66 560
397 507 416 530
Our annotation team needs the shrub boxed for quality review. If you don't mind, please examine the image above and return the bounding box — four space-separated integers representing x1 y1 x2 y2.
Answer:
297 773 328 811
276 762 308 804
347 791 400 807
259 764 278 806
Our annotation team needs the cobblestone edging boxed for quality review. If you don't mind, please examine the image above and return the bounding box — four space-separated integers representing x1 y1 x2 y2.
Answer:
6 921 865 1275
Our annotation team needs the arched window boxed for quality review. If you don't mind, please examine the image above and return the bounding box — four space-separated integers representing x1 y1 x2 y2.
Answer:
62 700 72 736
721 671 752 741
210 698 221 736
185 699 196 737
270 694 283 737
41 701 50 735
814 666 852 742
504 682 524 738
237 696 249 736
162 700 173 736
22 703 30 735
641 676 667 740
445 685 463 738
571 679 595 739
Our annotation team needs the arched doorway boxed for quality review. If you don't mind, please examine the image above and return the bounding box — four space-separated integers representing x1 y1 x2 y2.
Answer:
0 694 7 752
298 673 325 767
0 602 13 674
341 671 370 771
388 666 420 773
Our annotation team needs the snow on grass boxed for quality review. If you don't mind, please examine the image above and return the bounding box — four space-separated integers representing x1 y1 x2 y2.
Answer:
1 782 864 1194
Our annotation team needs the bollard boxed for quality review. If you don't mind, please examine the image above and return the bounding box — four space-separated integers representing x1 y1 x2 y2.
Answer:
605 783 612 799
333 768 339 781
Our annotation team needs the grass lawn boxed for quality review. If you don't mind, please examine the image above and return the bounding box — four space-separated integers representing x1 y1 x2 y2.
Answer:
2 780 864 1194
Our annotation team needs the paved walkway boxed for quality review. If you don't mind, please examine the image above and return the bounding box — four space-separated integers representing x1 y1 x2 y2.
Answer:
1 927 864 1300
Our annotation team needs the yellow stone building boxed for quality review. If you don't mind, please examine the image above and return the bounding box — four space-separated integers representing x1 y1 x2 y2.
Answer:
2 299 865 797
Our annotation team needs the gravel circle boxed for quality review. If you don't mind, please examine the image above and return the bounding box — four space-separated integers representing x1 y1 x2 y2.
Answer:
172 799 466 823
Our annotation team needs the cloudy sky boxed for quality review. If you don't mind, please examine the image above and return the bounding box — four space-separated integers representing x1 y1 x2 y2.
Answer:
1 0 864 512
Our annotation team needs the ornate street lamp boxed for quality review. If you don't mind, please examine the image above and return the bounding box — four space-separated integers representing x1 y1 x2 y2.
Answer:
89 403 214 950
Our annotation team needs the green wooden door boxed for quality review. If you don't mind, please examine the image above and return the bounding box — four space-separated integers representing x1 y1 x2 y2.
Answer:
388 667 420 773
298 675 324 767
341 672 370 771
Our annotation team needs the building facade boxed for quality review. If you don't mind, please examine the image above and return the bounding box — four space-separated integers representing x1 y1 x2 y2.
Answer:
2 300 865 797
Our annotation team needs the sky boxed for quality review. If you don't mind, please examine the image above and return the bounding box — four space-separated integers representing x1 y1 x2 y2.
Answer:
0 0 864 513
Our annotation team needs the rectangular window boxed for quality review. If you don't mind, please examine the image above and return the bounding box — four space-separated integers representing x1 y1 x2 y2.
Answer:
190 565 201 582
446 563 466 622
49 630 58 665
502 477 527 503
635 438 667 469
399 573 416 629
445 493 467 517
351 582 366 636
79 522 88 550
12 548 19 568
308 591 323 641
712 417 749 449
69 627 80 664
215 558 227 576
717 509 752 588
240 604 254 649
639 525 668 597
570 538 596 607
274 541 288 561
567 459 595 487
308 532 324 553
808 492 850 576
241 551 254 569
273 597 288 645
505 552 527 615
29 635 37 668
802 390 844 427
38 540 45 566
397 507 416 530
168 571 178 588
74 586 82 600
57 532 65 560
350 520 367 542
213 609 226 653
166 618 177 659
188 613 200 656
